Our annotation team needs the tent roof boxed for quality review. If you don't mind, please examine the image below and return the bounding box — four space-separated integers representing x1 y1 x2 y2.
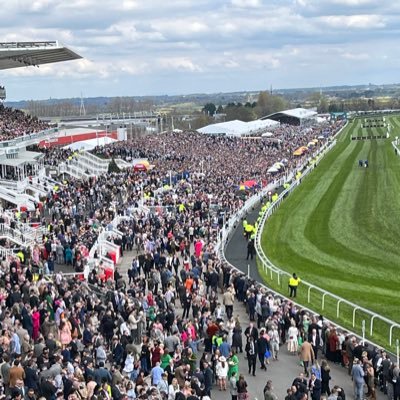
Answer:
0 41 82 70
198 118 279 136
64 136 117 151
261 108 317 121
0 150 42 167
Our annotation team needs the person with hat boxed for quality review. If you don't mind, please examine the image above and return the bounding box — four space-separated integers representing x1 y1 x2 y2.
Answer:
216 356 228 391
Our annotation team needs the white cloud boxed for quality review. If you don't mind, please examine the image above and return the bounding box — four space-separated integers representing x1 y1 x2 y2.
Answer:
0 0 399 100
330 0 375 5
231 0 262 8
341 52 370 60
318 14 385 29
157 57 203 72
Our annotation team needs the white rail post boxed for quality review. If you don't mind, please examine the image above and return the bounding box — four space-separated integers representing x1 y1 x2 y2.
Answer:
397 339 399 366
247 264 250 279
361 320 365 345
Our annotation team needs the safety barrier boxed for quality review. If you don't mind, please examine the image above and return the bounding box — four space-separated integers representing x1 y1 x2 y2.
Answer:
217 134 400 355
254 134 400 346
0 127 58 149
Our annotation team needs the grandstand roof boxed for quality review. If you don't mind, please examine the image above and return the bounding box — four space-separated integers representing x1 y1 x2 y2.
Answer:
0 41 82 70
198 118 279 136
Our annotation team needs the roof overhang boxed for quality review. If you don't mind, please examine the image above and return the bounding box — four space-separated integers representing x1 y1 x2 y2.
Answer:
0 41 82 70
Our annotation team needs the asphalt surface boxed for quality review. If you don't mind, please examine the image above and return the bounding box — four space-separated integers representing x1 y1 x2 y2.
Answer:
223 202 384 400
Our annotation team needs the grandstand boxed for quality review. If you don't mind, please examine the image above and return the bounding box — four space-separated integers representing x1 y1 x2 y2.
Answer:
0 41 81 70
0 41 81 206
0 41 81 100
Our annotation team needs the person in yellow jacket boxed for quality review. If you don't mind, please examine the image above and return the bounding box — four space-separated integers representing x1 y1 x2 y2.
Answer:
245 223 253 240
17 250 24 263
288 273 301 298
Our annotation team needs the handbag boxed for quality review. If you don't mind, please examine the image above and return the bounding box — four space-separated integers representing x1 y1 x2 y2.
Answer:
264 350 271 359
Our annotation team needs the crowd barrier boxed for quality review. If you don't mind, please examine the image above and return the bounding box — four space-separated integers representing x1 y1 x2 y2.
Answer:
252 128 400 348
218 123 399 361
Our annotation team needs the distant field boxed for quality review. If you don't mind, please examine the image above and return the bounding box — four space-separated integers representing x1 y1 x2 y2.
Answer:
261 117 400 324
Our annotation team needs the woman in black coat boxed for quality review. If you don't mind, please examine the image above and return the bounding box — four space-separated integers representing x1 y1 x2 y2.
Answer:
321 359 331 395
232 318 243 353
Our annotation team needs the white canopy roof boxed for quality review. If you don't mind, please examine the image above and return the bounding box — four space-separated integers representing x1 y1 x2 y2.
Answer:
63 136 117 151
198 118 279 137
262 107 317 122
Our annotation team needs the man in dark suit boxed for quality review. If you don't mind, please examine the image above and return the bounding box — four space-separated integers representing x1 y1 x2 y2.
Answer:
202 361 213 397
257 331 268 371
308 328 321 360
244 323 258 343
308 373 322 400
245 337 257 376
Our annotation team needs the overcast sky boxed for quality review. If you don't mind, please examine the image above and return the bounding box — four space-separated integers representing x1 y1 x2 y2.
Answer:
1 0 398 101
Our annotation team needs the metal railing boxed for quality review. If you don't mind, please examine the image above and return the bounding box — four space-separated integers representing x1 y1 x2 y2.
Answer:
253 133 400 346
217 132 400 354
0 127 58 149
82 151 109 166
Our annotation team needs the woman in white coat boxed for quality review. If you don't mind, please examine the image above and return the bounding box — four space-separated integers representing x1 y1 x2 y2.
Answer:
287 319 299 355
216 356 229 390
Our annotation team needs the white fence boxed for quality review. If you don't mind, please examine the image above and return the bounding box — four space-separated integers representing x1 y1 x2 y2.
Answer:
218 130 400 352
253 136 400 346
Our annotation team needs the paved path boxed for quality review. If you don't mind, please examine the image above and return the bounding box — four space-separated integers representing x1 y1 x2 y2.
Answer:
224 205 384 400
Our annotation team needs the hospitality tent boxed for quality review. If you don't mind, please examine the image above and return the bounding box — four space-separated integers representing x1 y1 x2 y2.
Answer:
63 136 117 151
198 118 279 137
261 108 317 126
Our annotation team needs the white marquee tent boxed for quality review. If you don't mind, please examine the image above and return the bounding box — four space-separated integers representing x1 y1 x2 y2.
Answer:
198 119 279 137
63 136 117 151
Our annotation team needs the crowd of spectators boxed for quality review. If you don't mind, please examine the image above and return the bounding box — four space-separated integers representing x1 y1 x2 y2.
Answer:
0 120 392 400
0 105 49 142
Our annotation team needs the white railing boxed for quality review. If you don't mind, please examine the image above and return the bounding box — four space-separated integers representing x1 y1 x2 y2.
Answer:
0 127 59 149
114 158 134 170
0 246 14 258
254 134 400 346
218 129 399 353
59 163 92 180
76 153 108 173
392 139 400 155
0 187 36 211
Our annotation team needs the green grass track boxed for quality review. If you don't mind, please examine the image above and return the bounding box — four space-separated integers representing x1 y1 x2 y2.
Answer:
262 117 400 323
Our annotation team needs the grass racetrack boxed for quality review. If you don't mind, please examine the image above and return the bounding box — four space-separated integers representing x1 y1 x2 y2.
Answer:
260 116 400 347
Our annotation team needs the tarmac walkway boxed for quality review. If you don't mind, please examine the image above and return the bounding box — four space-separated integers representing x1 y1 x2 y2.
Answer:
224 204 384 399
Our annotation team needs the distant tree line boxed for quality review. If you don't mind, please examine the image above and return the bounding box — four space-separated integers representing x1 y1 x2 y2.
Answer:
202 91 288 122
24 97 154 118
307 92 400 113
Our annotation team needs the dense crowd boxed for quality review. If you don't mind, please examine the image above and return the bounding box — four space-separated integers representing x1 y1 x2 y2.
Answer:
0 119 394 400
0 105 49 142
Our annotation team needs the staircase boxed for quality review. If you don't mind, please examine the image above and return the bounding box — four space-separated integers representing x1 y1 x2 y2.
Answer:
0 186 36 211
0 223 44 248
59 151 110 179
